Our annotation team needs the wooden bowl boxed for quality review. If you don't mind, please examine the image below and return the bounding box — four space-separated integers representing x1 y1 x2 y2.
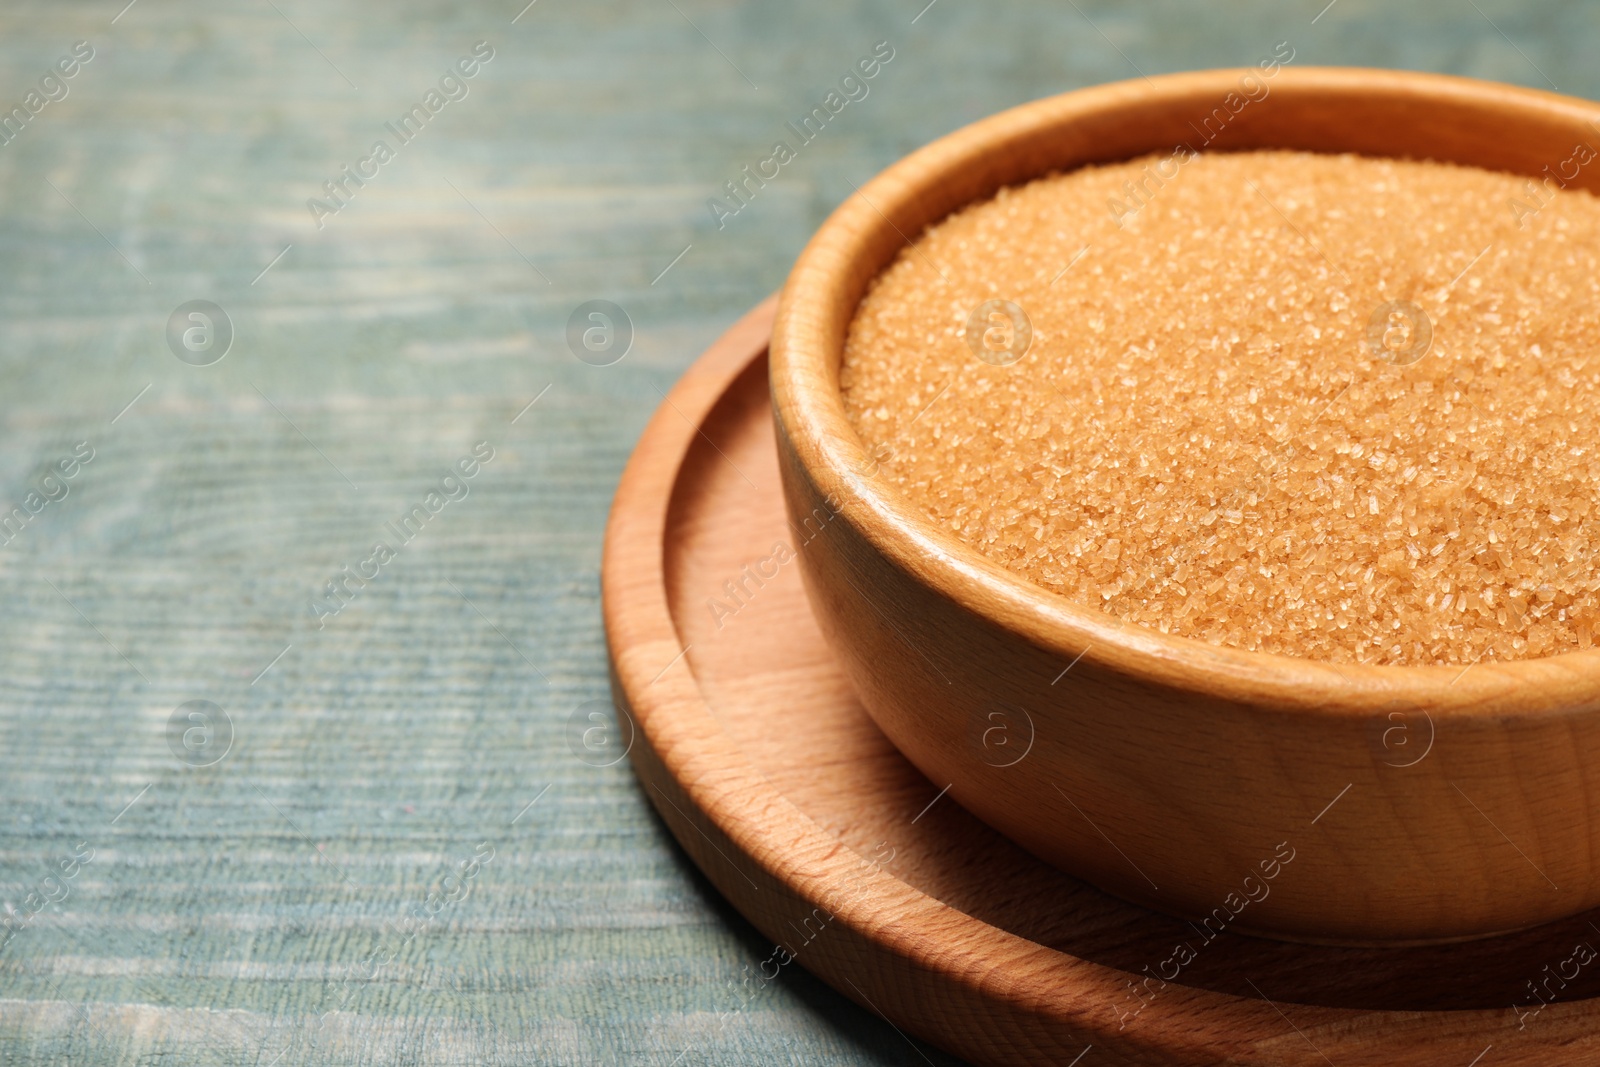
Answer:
769 67 1600 944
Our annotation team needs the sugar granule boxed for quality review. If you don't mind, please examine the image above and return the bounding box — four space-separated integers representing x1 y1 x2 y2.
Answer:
839 150 1600 666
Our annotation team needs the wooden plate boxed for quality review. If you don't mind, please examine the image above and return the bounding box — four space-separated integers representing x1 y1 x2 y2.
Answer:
602 298 1600 1066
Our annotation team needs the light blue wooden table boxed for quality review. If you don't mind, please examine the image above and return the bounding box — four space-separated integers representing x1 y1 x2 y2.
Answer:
0 1 1591 1062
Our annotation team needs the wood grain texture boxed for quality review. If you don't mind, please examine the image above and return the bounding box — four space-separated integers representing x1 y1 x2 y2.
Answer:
771 67 1600 943
2 1 1599 1064
606 299 1600 1066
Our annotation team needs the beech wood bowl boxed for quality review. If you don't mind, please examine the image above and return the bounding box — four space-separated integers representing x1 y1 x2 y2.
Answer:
769 67 1600 944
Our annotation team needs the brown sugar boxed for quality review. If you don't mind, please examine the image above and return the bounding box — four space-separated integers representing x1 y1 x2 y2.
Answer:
839 150 1600 666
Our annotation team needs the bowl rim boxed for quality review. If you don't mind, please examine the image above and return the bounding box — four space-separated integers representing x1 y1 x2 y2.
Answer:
770 65 1600 715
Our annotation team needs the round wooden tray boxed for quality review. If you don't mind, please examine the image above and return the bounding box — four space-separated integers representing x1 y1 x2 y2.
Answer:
601 298 1600 1066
